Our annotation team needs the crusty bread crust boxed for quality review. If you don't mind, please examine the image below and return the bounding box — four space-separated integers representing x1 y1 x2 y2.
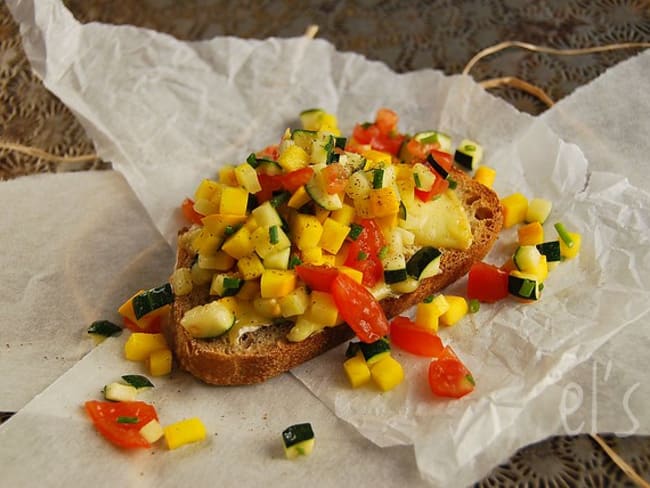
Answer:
164 167 502 385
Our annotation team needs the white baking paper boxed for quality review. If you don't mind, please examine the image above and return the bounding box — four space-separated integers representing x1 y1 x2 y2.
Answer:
5 0 650 485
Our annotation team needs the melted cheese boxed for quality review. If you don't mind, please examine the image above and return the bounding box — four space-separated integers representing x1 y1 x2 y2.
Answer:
402 189 473 250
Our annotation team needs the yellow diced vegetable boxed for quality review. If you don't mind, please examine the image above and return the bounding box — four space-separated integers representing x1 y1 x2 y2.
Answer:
221 226 255 260
118 290 142 324
370 356 404 392
559 231 581 260
237 279 260 301
253 297 282 319
339 266 363 284
260 269 296 298
201 213 247 237
190 261 213 285
169 267 193 296
518 221 544 246
263 247 290 270
193 198 219 217
237 253 265 280
529 254 549 282
252 225 291 259
192 229 222 257
287 185 312 209
439 296 468 327
279 287 309 318
330 203 355 226
335 242 350 267
362 149 392 168
124 333 168 362
291 214 324 251
526 198 552 224
164 418 207 450
148 348 172 376
369 187 400 218
501 193 529 228
219 186 249 216
198 251 236 271
194 179 221 201
321 252 336 266
304 291 340 327
301 246 323 265
234 162 262 193
314 207 330 224
319 113 340 135
415 295 450 332
473 166 496 188
318 218 350 254
139 419 164 444
278 144 310 172
218 166 238 186
343 354 371 388
375 213 399 234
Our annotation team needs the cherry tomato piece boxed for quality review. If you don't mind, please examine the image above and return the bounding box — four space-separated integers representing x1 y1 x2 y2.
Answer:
295 264 340 292
466 262 509 303
389 316 445 357
428 347 475 399
84 401 159 449
181 198 204 226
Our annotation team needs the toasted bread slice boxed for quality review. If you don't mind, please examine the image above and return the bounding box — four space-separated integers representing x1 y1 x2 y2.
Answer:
164 168 502 385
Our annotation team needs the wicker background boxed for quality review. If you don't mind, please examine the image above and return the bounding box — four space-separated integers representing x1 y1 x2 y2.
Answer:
1 0 649 485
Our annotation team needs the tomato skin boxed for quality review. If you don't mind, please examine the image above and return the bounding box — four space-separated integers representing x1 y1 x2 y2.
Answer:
279 167 314 193
467 262 509 303
351 109 405 156
375 108 399 134
428 347 475 399
344 219 386 287
429 150 453 171
181 198 204 226
331 272 389 343
321 163 348 195
295 264 339 292
389 316 445 357
257 144 280 160
84 401 159 449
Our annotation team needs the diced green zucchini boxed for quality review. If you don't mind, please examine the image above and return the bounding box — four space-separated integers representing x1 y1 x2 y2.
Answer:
256 160 283 175
132 284 174 320
426 153 449 179
412 163 435 191
382 229 407 284
269 191 291 208
87 320 122 337
406 246 442 280
454 139 483 170
180 299 236 338
414 131 452 152
508 271 541 300
334 136 347 150
139 419 164 444
359 338 391 365
536 241 561 263
312 132 335 165
345 341 361 358
103 382 138 402
282 423 315 459
513 245 542 271
121 375 154 389
337 151 366 174
291 129 317 152
384 268 408 284
300 108 325 131
264 247 291 270
305 164 343 210
372 168 385 189
211 274 243 297
252 201 284 227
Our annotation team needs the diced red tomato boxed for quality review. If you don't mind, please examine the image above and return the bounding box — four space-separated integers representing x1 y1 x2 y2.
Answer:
257 144 280 160
467 261 509 303
414 165 450 202
351 108 405 156
255 173 283 203
84 401 159 449
295 264 339 292
321 163 348 195
429 150 453 171
389 316 445 357
331 272 389 343
344 219 386 287
279 167 314 193
375 108 399 134
428 346 475 399
181 198 204 226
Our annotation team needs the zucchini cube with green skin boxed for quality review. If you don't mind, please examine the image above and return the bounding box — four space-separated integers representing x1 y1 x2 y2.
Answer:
180 299 235 338
132 284 174 320
453 139 483 170
359 339 391 366
282 423 315 459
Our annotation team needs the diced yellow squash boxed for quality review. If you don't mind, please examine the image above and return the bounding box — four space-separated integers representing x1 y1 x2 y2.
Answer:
164 418 207 450
198 251 235 271
118 290 142 324
330 203 356 226
338 266 363 284
529 254 549 282
304 291 340 327
170 267 193 296
287 185 312 209
362 149 392 169
201 213 247 236
314 206 331 224
376 213 399 234
439 296 469 327
237 279 260 301
263 247 291 270
234 162 262 193
219 186 249 216
343 354 371 388
319 113 340 135
194 178 221 201
278 144 310 172
260 269 297 298
370 356 404 392
321 253 336 266
335 242 350 267
291 214 324 251
394 163 412 181
237 253 265 280
148 348 172 376
474 166 496 188
559 231 581 259
318 218 350 255
193 198 219 217
244 216 259 232
369 187 400 218
124 333 168 362
192 229 222 257
253 297 282 319
396 177 415 209
221 226 255 260
518 221 544 246
301 247 324 265
279 287 309 318
526 198 552 224
352 196 372 219
218 165 239 186
251 225 291 259
286 315 324 342
501 193 529 228
415 295 450 332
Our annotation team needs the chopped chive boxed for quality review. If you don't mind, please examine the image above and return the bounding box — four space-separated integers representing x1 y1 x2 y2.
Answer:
288 254 302 269
121 375 154 389
519 279 536 298
246 153 259 168
223 276 242 289
378 246 389 260
423 295 434 303
361 122 372 129
447 177 458 189
554 222 574 248
269 225 279 244
348 223 364 241
468 299 480 313
224 224 241 236
357 251 368 261
464 144 476 152
413 172 422 189
87 320 122 337
372 168 384 189
116 416 139 424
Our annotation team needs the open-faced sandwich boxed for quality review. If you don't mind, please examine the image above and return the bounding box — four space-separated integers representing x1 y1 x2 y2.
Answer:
163 108 503 385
